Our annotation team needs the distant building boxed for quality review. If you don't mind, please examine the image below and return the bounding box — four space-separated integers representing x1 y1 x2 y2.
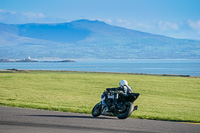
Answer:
16 57 38 62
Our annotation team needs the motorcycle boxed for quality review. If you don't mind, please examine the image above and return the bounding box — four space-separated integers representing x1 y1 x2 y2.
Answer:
92 87 140 119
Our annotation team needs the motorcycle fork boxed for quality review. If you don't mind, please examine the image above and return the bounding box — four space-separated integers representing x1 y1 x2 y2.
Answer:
113 92 119 105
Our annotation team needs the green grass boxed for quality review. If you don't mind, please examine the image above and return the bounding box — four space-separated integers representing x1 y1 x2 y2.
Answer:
0 70 200 122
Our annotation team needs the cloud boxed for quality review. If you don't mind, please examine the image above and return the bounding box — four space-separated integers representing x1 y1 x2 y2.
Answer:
104 19 112 24
91 19 200 40
188 20 200 34
103 18 131 28
0 9 16 14
22 12 45 19
96 18 112 24
0 9 46 24
158 21 179 31
0 9 65 24
136 23 152 29
96 18 131 28
116 19 131 26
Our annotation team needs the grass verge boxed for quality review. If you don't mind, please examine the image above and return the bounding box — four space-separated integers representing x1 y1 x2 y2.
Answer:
0 70 199 122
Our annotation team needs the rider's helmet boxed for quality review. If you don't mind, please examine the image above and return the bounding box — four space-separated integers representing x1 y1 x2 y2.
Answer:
119 80 128 87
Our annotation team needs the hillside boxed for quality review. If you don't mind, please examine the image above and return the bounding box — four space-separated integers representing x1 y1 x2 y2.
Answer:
0 19 200 59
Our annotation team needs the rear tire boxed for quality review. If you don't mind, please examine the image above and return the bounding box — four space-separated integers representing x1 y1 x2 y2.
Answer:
117 102 133 119
92 102 102 117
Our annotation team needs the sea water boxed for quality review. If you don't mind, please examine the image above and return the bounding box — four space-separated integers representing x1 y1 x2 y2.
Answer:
0 59 200 76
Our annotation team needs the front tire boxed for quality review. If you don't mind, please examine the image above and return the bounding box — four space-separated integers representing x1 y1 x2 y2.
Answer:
92 102 102 117
117 102 133 119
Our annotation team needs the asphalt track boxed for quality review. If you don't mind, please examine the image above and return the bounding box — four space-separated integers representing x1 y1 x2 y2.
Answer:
0 106 199 133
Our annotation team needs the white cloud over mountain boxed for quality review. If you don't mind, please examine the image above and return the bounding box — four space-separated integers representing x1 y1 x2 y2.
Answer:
188 20 200 34
22 12 45 19
0 9 199 40
158 21 179 31
0 9 64 24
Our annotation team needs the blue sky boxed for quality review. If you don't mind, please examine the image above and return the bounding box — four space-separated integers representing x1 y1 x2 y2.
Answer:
0 0 200 40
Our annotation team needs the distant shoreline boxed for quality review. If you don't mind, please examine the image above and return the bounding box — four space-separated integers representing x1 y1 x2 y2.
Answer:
0 59 76 63
1 69 199 78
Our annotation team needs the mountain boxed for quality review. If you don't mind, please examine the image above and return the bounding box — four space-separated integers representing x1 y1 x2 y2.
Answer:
0 19 200 59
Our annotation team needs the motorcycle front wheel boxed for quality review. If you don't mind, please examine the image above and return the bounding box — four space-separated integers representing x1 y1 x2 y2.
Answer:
92 102 102 117
117 102 133 119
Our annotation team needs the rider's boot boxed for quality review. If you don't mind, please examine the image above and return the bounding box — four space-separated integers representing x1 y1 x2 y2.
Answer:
133 105 138 111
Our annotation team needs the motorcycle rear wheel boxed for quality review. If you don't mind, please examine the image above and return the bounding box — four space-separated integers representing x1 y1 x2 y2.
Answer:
117 102 133 119
92 102 102 117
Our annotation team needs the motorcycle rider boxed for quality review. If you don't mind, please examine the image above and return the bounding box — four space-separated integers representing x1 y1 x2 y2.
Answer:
119 80 133 94
101 80 133 112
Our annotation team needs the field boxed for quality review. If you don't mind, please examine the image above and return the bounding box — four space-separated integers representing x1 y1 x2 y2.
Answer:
0 70 199 122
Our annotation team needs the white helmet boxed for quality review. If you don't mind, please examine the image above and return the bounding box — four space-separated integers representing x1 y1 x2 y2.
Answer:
119 80 128 87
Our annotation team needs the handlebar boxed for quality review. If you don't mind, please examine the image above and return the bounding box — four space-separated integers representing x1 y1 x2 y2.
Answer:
106 87 124 92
